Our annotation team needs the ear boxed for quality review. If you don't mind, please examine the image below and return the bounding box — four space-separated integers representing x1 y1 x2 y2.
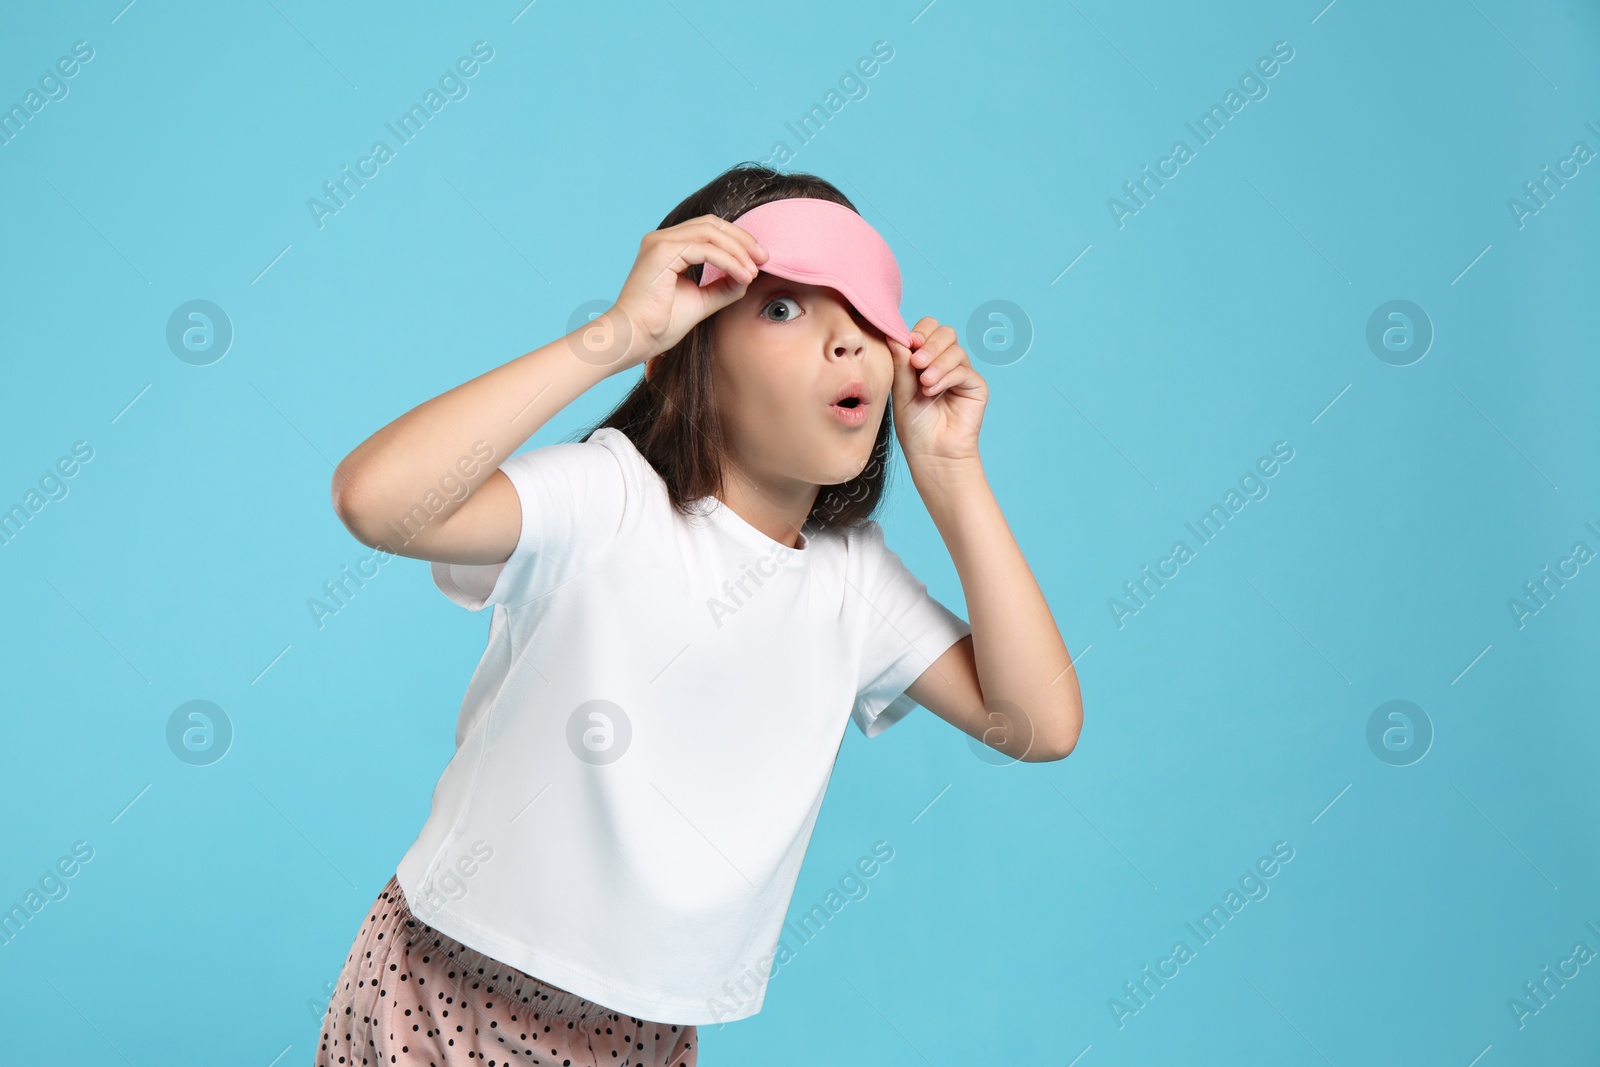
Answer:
645 354 662 382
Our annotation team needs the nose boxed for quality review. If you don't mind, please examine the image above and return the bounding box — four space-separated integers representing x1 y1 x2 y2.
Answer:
827 300 870 359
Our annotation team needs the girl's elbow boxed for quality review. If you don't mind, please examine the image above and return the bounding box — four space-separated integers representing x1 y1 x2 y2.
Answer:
1029 706 1081 762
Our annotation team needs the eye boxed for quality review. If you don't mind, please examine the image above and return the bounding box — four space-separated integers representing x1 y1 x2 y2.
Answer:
760 295 803 323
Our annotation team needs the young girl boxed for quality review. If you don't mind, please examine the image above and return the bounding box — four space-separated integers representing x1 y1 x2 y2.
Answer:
317 163 1081 1067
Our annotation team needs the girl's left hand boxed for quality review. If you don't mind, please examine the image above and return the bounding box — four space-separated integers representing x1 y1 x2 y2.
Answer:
888 316 988 469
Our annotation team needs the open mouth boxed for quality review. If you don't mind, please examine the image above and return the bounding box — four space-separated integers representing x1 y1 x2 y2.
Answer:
830 393 870 426
829 379 870 425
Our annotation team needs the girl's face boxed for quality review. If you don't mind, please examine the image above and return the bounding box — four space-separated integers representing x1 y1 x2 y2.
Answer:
709 273 894 496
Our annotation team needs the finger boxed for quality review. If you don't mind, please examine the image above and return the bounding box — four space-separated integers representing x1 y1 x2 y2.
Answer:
930 340 972 372
701 271 753 311
909 330 952 369
652 239 758 289
649 222 760 280
889 336 925 403
916 346 967 388
924 362 978 397
696 219 764 277
712 217 770 264
924 323 959 352
891 332 936 371
907 322 957 366
693 228 762 280
682 216 765 273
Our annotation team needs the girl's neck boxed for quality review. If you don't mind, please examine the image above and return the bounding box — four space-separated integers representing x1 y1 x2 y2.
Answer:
714 468 815 550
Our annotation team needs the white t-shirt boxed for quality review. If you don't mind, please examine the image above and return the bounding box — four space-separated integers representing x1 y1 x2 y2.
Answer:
395 426 970 1025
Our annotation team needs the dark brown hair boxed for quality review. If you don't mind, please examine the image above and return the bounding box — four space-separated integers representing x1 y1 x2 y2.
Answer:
576 162 896 539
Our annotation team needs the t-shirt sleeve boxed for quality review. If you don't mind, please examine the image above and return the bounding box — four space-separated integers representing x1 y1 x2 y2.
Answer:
430 435 628 612
850 521 972 739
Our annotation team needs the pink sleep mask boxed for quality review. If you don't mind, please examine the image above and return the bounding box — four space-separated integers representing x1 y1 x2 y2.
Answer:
698 197 914 348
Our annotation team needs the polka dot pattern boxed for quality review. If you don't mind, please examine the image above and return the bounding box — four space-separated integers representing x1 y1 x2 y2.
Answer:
315 874 697 1066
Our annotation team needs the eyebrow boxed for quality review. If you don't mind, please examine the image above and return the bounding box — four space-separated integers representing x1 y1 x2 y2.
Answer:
755 276 825 296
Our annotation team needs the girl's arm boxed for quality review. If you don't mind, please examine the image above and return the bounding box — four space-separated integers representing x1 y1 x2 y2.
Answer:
330 320 625 564
907 463 1083 761
890 318 1083 762
330 216 767 564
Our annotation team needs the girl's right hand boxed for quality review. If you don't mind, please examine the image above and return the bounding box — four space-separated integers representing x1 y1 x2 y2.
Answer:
597 215 769 372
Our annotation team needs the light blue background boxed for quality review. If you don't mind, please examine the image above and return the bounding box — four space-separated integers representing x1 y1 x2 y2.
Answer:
2 0 1597 1063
